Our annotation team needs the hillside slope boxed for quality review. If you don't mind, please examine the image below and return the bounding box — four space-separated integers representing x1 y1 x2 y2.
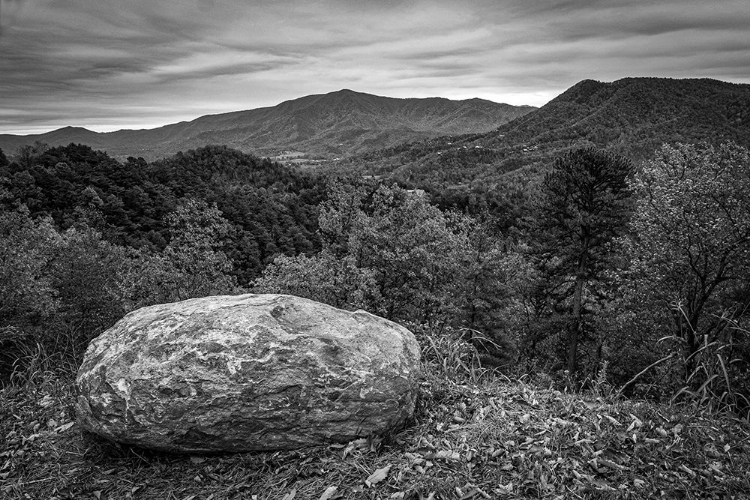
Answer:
0 90 535 161
349 78 750 190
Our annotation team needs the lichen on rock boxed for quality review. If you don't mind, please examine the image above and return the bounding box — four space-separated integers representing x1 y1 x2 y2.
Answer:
75 293 421 453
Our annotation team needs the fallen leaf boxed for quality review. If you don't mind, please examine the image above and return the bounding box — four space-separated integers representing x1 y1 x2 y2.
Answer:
281 489 297 500
365 465 391 487
599 458 626 470
605 415 621 426
572 470 594 481
425 450 461 461
38 395 54 408
343 438 369 458
55 422 75 433
591 479 613 490
319 486 338 500
679 464 696 477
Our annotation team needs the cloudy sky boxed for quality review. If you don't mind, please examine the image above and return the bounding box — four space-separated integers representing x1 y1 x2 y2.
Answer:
2 0 749 134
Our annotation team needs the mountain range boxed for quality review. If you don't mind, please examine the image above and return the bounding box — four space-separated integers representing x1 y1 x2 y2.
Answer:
350 78 750 189
3 77 748 189
0 90 535 161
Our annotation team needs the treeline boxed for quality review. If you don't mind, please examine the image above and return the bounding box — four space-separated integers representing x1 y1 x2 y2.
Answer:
0 143 329 378
1 141 749 417
259 143 750 414
1 143 326 284
341 79 750 217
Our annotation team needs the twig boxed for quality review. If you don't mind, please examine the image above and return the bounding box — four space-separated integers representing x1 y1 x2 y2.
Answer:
616 353 676 398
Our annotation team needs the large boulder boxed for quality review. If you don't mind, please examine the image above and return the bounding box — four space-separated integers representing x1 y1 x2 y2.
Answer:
75 294 421 453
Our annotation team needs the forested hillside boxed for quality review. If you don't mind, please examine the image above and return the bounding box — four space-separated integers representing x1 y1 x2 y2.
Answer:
0 143 326 284
343 78 750 215
2 140 748 425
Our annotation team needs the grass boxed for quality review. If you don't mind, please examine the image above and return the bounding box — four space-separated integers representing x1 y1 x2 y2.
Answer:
2 338 750 500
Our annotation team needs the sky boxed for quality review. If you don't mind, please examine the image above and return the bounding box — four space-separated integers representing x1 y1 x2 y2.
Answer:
1 0 749 135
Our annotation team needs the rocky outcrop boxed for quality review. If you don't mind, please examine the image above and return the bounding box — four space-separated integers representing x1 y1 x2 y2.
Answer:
75 294 421 453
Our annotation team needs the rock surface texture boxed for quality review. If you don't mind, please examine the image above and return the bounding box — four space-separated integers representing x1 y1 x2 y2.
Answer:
75 294 421 453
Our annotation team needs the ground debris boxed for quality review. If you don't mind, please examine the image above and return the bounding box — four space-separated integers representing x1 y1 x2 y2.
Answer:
1 370 749 499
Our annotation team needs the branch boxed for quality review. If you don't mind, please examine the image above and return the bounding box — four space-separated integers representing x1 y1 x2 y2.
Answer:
616 352 676 398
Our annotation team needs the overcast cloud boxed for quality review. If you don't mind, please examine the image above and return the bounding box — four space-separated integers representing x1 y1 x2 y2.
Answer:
1 0 749 134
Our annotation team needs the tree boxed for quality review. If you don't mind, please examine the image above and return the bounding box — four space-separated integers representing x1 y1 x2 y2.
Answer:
0 209 60 328
256 183 472 328
458 212 529 367
14 141 48 169
0 211 136 375
351 185 469 325
532 148 634 373
618 143 750 391
160 199 239 300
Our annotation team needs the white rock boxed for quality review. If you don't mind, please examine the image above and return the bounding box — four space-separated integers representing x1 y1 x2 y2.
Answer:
75 294 421 453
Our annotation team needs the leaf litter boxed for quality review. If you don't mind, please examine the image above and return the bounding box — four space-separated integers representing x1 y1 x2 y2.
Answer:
1 369 749 499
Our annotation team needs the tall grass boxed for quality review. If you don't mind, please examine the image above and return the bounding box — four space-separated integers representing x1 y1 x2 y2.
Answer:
414 326 509 386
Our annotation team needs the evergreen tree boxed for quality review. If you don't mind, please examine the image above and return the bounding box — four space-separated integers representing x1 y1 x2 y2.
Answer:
532 148 633 373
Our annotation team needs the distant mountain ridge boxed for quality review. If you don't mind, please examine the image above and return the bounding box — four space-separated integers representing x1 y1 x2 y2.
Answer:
484 77 750 155
0 90 535 161
351 78 750 188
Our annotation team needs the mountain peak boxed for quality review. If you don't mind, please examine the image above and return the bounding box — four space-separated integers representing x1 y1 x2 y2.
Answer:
0 90 536 160
58 126 94 133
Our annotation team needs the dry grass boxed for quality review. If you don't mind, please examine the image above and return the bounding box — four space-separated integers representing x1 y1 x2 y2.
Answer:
2 337 749 500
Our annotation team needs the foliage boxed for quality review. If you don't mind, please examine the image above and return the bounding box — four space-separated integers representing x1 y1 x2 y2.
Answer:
340 78 750 226
0 209 60 327
257 183 473 329
0 201 243 377
159 199 240 301
524 148 634 374
0 143 326 285
611 142 750 409
3 135 749 417
0 210 61 378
